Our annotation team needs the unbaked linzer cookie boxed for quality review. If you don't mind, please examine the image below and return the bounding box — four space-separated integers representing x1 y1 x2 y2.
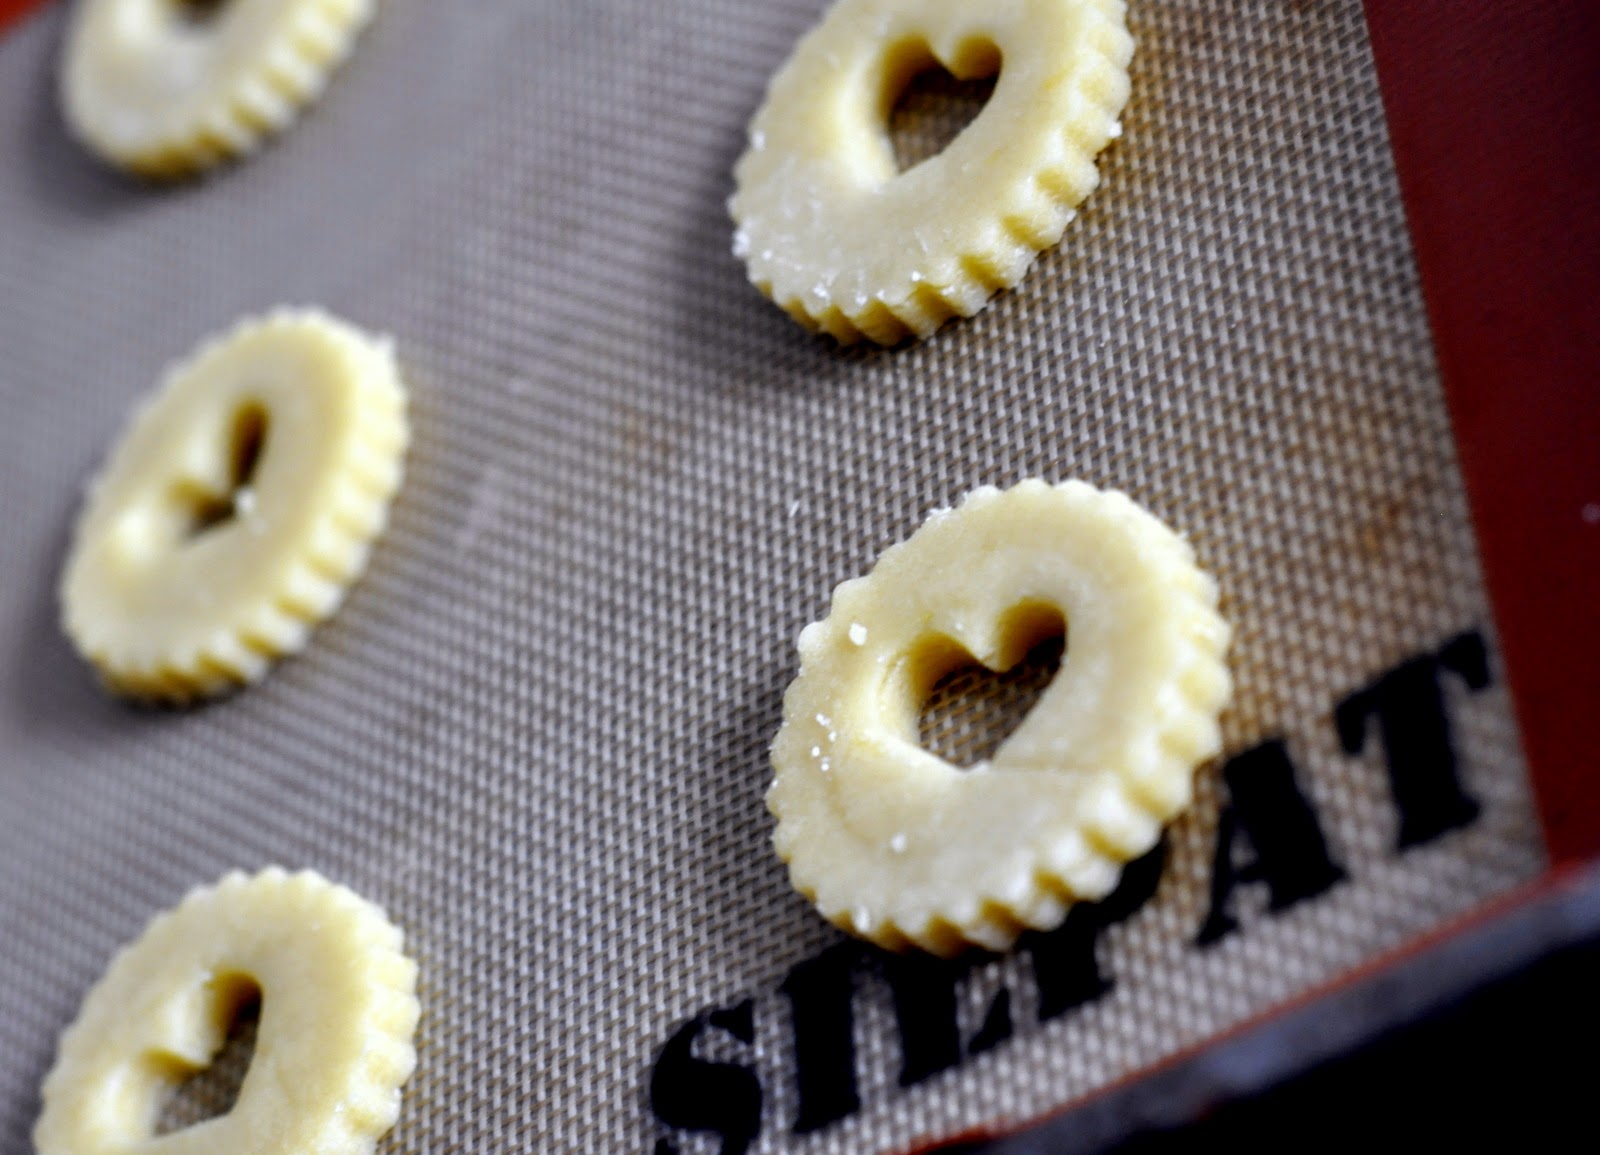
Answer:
730 0 1134 344
59 309 408 703
60 0 377 178
33 868 419 1155
768 480 1231 955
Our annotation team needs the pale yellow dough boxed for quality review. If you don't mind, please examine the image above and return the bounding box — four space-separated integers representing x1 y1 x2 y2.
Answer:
60 0 376 178
768 480 1231 956
60 309 408 703
730 0 1133 344
33 868 420 1155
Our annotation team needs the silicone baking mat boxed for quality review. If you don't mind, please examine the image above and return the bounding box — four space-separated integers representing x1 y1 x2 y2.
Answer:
0 2 1550 1152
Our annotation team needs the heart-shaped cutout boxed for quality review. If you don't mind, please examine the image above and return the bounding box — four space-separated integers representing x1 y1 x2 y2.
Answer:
154 972 261 1135
918 603 1066 769
883 38 1000 174
174 0 229 26
172 401 269 540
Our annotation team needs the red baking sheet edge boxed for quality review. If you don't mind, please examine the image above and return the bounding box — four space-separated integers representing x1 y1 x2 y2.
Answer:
1364 0 1600 864
0 0 43 37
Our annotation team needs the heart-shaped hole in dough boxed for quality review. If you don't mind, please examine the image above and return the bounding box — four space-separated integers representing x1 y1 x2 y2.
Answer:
177 402 269 540
154 972 261 1135
880 36 1000 174
916 600 1066 769
172 0 230 27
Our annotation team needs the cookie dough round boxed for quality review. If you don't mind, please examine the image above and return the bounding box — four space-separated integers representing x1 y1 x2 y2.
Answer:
33 868 420 1155
60 308 408 703
730 0 1133 344
60 0 377 179
768 480 1231 956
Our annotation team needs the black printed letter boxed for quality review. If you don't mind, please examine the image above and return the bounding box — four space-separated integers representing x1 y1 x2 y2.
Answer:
1027 842 1166 1021
1197 739 1345 946
1336 631 1490 849
650 1000 761 1155
880 953 1013 1087
781 942 863 1133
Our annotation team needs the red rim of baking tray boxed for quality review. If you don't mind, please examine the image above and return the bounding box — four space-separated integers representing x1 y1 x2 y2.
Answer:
0 1 35 37
1365 0 1600 865
4 0 1597 1146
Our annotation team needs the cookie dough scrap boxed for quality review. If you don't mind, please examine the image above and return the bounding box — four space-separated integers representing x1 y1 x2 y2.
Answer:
730 0 1134 344
60 308 409 703
60 0 377 179
769 480 1231 956
34 868 420 1155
